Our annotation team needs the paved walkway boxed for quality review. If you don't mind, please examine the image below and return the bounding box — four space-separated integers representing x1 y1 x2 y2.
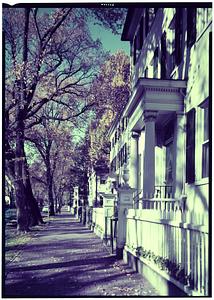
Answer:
4 212 158 297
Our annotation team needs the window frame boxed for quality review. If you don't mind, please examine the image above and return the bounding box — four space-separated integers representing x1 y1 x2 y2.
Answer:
200 100 209 178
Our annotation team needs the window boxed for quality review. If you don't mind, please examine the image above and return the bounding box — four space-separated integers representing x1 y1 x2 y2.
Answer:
133 28 141 65
144 67 148 78
165 141 174 185
114 131 117 144
123 116 128 129
100 179 106 185
117 127 119 139
202 103 209 178
124 143 127 164
186 109 196 183
145 8 157 37
111 157 116 172
187 8 196 48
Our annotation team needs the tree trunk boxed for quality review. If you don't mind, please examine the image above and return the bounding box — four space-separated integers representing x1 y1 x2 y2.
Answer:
14 8 31 233
23 153 45 225
47 163 55 216
14 80 29 232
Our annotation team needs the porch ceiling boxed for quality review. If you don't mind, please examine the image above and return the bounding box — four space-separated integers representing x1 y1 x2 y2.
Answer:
127 77 186 131
127 77 186 117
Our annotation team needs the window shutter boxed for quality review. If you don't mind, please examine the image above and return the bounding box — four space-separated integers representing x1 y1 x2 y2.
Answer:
187 8 197 47
139 17 144 49
133 36 137 65
145 8 149 37
186 109 196 183
175 8 182 65
161 32 167 79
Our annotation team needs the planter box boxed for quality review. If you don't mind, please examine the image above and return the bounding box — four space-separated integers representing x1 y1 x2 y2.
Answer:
123 245 191 296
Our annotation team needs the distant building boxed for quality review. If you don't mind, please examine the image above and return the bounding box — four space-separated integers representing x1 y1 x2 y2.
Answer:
88 163 109 207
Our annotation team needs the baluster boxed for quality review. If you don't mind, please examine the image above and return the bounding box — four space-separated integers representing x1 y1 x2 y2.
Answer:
200 232 204 294
181 228 184 268
193 231 197 291
198 232 202 293
161 223 164 258
182 228 187 282
190 230 193 289
175 227 178 265
157 223 160 256
195 231 199 292
186 229 191 286
163 224 165 258
205 233 208 295
167 225 170 261
173 226 176 263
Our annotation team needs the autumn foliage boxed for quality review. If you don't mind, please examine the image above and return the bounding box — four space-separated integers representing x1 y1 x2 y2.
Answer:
88 51 130 167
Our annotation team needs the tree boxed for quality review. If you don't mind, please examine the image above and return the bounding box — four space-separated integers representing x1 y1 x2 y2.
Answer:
26 113 77 215
4 6 127 231
88 51 130 166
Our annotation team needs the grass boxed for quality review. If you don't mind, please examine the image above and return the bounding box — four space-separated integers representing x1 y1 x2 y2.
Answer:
4 216 53 265
5 226 34 265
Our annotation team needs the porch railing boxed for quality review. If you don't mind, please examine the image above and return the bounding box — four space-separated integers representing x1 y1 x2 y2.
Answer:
155 185 173 198
133 186 173 208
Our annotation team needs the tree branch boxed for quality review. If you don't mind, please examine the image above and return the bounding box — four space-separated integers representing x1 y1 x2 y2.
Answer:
41 8 72 50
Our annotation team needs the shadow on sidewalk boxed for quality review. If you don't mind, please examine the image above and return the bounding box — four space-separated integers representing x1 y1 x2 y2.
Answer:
7 254 118 273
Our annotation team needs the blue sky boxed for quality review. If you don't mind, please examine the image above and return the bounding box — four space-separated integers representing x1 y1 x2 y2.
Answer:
37 8 129 55
89 23 130 55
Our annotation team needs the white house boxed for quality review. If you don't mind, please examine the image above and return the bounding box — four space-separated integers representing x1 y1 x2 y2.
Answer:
107 6 211 296
88 165 110 207
109 6 211 222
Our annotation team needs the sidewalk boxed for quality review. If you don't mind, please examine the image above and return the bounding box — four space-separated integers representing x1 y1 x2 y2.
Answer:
4 212 159 297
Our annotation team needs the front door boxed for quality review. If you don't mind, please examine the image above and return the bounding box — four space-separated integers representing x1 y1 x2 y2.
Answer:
165 141 173 197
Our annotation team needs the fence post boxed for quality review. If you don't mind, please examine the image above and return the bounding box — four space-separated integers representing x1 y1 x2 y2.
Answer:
103 193 116 243
116 186 134 258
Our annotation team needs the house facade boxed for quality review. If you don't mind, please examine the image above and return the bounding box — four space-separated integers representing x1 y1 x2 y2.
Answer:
88 164 110 207
109 6 211 224
105 6 211 296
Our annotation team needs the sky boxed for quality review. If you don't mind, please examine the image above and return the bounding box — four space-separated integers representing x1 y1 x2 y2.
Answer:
89 23 130 55
37 7 130 54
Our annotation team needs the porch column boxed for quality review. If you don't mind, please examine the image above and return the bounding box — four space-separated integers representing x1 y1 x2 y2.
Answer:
173 112 185 198
143 111 157 198
129 131 139 189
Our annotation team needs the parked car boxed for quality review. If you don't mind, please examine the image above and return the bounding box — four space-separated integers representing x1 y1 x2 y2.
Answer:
5 208 17 225
42 206 49 213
